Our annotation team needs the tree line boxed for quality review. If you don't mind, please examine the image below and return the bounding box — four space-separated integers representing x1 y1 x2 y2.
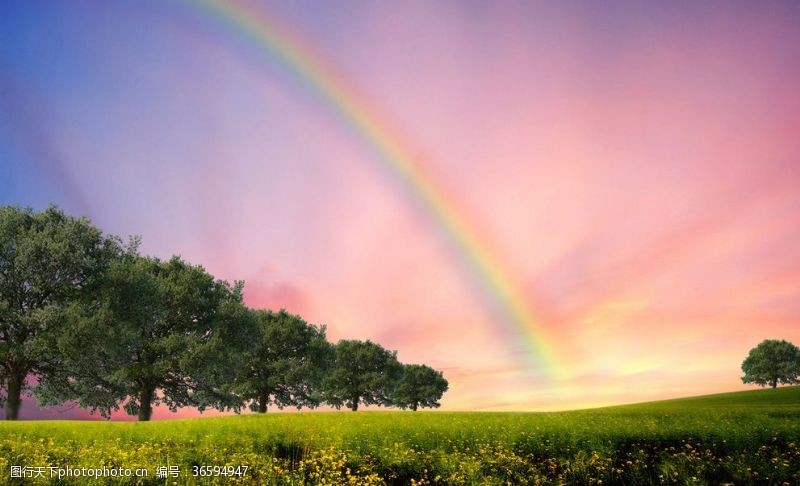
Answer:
0 205 448 420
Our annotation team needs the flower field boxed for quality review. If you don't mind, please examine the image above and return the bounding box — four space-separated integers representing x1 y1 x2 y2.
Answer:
1 387 799 485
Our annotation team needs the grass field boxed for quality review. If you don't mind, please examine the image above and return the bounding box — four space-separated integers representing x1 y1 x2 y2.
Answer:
1 387 799 485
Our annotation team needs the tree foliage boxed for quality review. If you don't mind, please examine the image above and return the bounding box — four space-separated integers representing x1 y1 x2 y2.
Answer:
0 205 118 420
741 339 800 389
393 364 449 411
233 309 332 413
36 250 247 420
2 205 449 419
323 340 402 411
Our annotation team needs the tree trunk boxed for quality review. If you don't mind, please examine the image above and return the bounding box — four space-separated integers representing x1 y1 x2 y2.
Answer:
350 396 359 411
412 402 418 412
771 379 777 389
138 385 154 421
3 371 25 420
257 389 269 413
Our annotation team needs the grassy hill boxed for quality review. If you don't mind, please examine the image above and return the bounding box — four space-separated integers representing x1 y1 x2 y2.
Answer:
611 384 800 409
1 387 798 484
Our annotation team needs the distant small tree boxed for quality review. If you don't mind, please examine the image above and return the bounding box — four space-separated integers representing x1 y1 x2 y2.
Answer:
323 340 401 411
741 339 800 389
233 309 332 413
393 364 448 411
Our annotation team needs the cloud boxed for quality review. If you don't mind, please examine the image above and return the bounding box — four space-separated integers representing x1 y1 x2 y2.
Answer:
243 278 310 315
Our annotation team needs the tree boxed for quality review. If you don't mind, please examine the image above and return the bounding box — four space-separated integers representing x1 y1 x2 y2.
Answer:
35 251 246 420
178 297 260 415
741 339 800 389
323 339 402 411
0 205 118 420
393 364 448 411
233 309 332 413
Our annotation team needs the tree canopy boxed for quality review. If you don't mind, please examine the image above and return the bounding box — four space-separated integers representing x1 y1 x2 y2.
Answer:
233 309 332 413
0 205 119 420
36 250 247 420
741 339 800 389
2 205 448 419
323 339 402 411
393 364 449 411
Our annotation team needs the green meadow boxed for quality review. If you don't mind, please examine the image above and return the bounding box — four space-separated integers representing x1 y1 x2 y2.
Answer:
1 387 799 485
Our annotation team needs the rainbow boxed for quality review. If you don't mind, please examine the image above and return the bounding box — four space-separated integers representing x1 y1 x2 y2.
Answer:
184 0 566 379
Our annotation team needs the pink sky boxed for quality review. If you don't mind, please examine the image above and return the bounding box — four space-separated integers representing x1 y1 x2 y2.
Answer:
2 1 799 418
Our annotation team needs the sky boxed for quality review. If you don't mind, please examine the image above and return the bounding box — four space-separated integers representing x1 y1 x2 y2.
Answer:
1 0 799 419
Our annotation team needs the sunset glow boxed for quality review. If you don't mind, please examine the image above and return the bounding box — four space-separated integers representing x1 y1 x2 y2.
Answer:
2 0 799 418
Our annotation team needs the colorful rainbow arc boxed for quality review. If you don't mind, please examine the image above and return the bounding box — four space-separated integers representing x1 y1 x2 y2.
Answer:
186 0 567 380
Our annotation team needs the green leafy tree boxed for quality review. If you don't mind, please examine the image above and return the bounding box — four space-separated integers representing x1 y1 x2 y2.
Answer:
323 339 402 411
393 364 448 411
178 297 259 415
0 205 118 420
741 339 800 389
36 251 247 420
233 309 332 413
